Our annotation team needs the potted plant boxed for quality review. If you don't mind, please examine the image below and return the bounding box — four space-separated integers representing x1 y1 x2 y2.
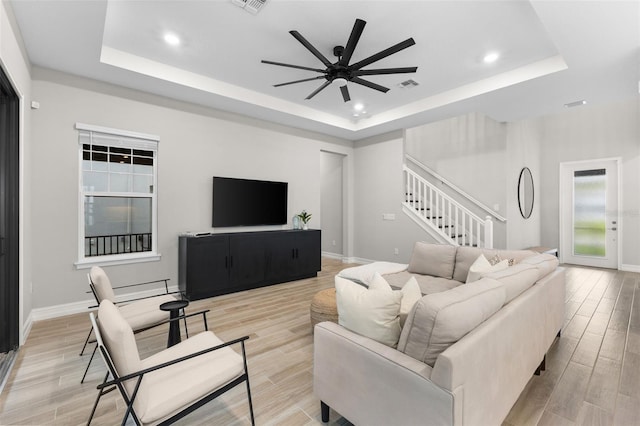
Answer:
298 210 312 230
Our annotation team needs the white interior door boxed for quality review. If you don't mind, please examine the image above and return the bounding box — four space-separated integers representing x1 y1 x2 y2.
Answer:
560 159 619 269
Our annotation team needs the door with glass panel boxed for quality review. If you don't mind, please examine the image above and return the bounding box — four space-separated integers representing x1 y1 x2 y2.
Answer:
560 159 619 269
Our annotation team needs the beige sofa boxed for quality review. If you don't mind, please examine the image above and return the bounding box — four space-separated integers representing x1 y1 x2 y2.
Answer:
314 242 565 426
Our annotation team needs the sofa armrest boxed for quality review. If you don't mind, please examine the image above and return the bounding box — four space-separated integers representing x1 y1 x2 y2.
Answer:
313 321 454 425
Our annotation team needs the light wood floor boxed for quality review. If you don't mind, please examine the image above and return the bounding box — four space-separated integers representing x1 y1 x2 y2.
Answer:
0 259 639 425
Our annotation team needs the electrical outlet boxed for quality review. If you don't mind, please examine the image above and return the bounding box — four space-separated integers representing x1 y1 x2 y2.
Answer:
394 248 399 255
332 240 336 246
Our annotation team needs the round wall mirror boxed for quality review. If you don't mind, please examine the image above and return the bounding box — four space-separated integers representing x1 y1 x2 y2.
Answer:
518 167 534 219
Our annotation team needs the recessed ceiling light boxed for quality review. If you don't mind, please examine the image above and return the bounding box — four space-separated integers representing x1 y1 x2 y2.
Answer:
164 33 181 46
564 100 587 108
354 103 364 111
483 52 499 64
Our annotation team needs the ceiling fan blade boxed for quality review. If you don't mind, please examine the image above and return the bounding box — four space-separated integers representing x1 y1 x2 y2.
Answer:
351 77 390 93
306 80 332 100
340 85 351 102
274 76 327 87
353 66 418 76
290 30 333 67
339 19 366 66
261 60 325 73
350 38 416 71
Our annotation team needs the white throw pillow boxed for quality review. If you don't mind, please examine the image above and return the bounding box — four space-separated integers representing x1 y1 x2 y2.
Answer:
369 273 422 327
400 277 422 326
466 254 509 283
335 275 402 347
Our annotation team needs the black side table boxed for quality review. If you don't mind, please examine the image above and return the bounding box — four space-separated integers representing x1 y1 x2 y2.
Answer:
160 299 189 347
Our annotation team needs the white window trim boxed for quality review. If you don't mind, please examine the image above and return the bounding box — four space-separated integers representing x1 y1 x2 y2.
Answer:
74 123 161 269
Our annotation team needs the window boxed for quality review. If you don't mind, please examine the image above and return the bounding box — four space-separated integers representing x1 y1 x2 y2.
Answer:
75 123 160 268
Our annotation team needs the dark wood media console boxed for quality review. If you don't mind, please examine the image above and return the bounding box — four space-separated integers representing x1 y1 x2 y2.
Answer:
178 229 321 300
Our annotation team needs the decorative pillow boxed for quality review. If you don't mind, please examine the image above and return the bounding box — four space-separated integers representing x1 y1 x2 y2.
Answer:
397 278 506 367
400 277 422 326
466 255 509 283
369 273 421 327
407 242 456 279
335 275 402 347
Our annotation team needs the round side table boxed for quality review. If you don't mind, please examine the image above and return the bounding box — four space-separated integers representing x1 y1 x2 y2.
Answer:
160 299 189 347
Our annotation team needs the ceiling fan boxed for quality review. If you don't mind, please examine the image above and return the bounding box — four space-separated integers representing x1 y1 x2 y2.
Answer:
261 18 418 102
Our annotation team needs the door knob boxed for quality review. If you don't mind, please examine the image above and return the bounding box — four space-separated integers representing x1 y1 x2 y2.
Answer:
608 227 617 231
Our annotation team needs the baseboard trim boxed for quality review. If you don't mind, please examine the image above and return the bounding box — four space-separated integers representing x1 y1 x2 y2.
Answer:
342 257 374 265
620 264 640 273
321 251 344 261
21 312 33 345
30 286 180 322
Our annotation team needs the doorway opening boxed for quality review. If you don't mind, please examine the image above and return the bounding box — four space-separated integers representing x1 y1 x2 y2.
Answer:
0 63 20 358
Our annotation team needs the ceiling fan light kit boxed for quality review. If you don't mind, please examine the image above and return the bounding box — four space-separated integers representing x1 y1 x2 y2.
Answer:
262 18 418 103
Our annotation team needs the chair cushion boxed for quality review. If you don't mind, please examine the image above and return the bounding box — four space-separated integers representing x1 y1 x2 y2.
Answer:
407 242 457 279
397 278 505 367
97 300 142 395
118 294 175 331
136 331 244 424
335 275 402 348
90 266 116 302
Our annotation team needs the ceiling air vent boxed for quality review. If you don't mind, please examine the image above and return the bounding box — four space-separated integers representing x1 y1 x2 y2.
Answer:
232 0 267 14
398 79 419 89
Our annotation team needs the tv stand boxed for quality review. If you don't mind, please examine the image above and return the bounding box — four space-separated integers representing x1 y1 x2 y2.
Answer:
178 229 321 300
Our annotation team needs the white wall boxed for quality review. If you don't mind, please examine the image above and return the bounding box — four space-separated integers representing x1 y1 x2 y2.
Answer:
30 69 353 309
535 97 640 268
320 151 344 256
353 133 432 263
1 1 33 343
505 119 542 249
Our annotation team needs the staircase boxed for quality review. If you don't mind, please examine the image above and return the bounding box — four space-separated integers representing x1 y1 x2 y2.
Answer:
402 164 495 248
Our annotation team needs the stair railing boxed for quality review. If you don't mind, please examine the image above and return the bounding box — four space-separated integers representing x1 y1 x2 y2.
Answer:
403 165 494 248
405 154 506 223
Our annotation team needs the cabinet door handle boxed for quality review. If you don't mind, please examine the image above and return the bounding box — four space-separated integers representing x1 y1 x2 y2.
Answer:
292 248 295 259
0 236 4 256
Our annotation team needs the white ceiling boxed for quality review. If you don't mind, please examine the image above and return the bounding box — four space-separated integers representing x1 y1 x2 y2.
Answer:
9 0 640 140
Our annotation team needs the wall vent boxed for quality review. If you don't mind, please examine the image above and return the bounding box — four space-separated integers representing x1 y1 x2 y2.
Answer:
398 79 419 89
232 0 267 14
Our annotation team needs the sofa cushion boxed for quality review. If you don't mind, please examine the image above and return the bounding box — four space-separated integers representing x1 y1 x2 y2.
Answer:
397 278 506 367
407 242 457 279
483 263 539 303
337 261 408 285
466 254 509 283
383 271 461 295
452 247 537 283
519 253 559 280
335 275 402 347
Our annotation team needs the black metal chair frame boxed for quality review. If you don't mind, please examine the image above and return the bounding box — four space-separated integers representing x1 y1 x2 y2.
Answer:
79 276 183 383
87 312 255 426
87 309 212 424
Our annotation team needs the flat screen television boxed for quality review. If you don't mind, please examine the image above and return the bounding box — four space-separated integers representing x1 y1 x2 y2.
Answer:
212 176 288 227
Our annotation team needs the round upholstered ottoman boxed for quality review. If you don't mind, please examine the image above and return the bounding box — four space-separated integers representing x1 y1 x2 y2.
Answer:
310 288 339 332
